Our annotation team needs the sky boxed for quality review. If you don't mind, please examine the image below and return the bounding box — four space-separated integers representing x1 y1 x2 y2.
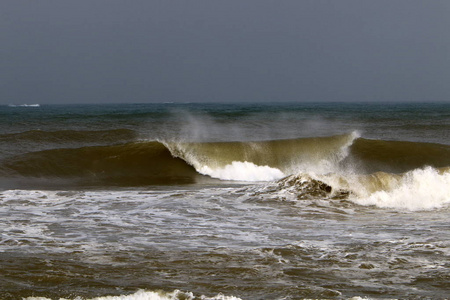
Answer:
1 0 449 104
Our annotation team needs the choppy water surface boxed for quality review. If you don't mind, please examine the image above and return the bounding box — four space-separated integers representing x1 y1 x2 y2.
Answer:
0 103 449 299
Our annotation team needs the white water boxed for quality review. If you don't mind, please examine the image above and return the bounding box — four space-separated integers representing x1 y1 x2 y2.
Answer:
287 166 450 211
2 181 449 299
24 289 243 300
198 161 285 181
23 289 374 300
257 165 450 212
351 167 450 211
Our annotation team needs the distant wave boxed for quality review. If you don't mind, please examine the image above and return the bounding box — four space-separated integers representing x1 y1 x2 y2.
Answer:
0 129 138 143
8 104 40 107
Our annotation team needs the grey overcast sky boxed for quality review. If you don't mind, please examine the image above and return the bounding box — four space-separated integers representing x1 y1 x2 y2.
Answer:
1 1 449 104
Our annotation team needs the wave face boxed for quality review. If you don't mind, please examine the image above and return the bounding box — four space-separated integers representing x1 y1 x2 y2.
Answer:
1 141 202 187
347 138 450 173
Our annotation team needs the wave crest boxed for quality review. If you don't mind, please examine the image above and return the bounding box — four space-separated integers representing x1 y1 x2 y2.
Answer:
165 132 358 181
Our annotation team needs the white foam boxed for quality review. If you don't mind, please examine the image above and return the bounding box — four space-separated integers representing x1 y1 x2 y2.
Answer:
198 161 285 182
351 167 450 211
21 289 390 300
24 289 243 300
23 289 376 300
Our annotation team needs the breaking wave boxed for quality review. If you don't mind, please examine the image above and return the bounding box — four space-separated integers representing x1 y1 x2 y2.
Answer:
350 166 450 210
1 130 449 205
165 132 358 180
0 133 358 186
266 167 450 211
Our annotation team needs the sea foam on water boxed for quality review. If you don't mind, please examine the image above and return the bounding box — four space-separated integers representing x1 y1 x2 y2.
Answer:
351 167 450 211
23 289 376 300
23 289 242 300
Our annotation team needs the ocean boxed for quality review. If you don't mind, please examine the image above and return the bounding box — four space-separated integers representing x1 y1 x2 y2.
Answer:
0 102 449 300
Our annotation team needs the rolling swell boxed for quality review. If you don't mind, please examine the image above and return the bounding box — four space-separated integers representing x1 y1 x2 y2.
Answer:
0 129 140 161
348 138 450 173
0 129 138 144
1 141 202 187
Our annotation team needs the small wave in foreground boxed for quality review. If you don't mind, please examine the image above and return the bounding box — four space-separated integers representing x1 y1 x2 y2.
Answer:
23 288 378 300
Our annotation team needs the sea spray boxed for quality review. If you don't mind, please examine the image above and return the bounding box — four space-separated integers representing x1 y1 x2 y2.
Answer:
284 131 360 175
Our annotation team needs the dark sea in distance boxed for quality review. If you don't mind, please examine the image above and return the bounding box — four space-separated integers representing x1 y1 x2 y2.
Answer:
0 102 449 300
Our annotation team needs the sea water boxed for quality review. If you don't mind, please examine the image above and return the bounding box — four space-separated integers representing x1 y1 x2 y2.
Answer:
0 102 449 299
